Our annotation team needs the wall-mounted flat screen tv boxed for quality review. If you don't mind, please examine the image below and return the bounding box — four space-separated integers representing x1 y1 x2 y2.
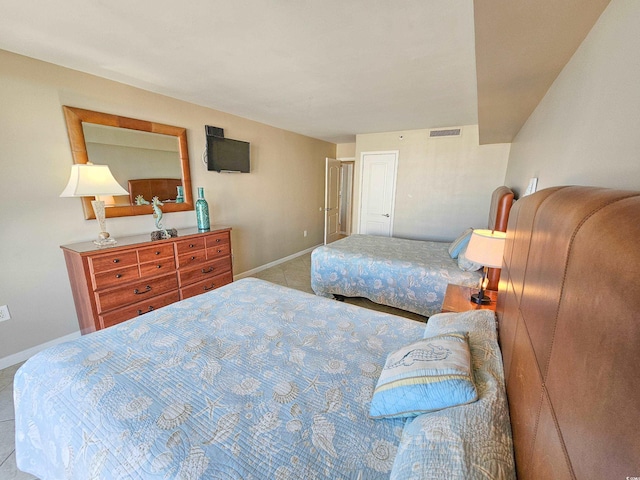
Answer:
206 135 250 173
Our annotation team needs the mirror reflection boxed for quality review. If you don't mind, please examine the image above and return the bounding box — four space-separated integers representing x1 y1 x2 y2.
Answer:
83 124 182 207
62 106 194 219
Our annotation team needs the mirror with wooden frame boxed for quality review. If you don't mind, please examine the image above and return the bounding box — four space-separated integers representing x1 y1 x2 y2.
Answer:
62 106 194 219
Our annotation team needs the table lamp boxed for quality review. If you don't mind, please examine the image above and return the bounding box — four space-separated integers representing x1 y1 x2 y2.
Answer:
464 229 506 304
60 163 129 246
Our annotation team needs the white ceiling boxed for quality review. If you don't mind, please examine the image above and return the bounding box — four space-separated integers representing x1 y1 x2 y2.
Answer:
0 1 610 145
0 0 479 143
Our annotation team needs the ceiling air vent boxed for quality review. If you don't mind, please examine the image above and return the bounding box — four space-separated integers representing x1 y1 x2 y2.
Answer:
429 128 461 138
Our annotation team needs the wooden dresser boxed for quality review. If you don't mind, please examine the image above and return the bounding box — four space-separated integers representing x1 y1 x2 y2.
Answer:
61 226 232 334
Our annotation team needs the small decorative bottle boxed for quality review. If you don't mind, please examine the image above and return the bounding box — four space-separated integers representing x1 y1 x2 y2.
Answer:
195 187 210 232
176 185 184 203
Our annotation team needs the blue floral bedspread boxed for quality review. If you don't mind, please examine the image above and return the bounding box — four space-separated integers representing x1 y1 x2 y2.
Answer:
392 310 515 479
311 235 482 317
14 278 426 480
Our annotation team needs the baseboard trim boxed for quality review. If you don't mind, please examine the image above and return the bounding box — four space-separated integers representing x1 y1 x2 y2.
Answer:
234 245 321 281
0 331 81 370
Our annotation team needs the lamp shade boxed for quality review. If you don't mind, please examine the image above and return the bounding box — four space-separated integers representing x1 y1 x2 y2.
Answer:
60 164 128 197
464 229 506 268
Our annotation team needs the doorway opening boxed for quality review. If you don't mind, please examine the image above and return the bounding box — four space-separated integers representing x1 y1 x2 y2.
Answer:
324 158 355 244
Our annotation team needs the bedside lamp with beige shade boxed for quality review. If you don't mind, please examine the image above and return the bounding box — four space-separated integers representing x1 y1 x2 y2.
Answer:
60 163 129 246
464 229 506 305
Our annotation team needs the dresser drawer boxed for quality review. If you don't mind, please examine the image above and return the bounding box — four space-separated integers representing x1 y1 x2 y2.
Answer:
178 257 231 287
138 244 175 263
89 250 138 273
139 257 176 277
180 271 233 300
92 265 140 290
62 227 232 334
175 237 206 255
177 249 207 268
95 272 178 313
205 231 230 248
206 242 231 259
100 290 180 329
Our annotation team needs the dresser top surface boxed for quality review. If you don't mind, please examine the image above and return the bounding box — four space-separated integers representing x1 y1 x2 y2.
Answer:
61 226 232 255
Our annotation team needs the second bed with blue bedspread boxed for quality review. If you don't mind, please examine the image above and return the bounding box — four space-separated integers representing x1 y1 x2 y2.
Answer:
311 235 482 317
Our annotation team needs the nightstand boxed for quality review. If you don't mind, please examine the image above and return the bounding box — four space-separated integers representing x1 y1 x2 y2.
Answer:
441 284 498 313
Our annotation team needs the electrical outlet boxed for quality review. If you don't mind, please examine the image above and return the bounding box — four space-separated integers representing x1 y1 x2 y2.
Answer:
0 305 10 322
304 230 308 237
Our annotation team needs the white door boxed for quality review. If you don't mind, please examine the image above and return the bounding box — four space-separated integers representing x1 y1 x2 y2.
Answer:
359 151 398 236
324 157 341 244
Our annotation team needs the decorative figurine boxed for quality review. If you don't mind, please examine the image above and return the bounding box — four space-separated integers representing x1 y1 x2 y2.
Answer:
150 196 178 241
135 195 150 206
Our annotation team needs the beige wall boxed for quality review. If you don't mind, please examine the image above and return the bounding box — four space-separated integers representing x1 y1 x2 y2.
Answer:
336 143 356 159
354 126 510 241
0 50 334 364
505 0 640 196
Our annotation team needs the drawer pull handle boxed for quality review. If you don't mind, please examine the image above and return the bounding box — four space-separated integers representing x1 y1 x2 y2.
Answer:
155 251 161 255
217 249 222 253
189 243 195 248
115 274 122 278
215 239 221 243
137 306 155 315
191 256 196 260
201 266 215 274
156 265 162 269
113 259 120 263
203 283 215 291
134 285 152 295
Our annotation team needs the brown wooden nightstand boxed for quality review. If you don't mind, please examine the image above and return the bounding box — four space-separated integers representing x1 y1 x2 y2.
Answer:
441 284 498 313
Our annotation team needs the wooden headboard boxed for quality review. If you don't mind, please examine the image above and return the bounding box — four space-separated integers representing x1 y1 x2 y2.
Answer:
497 186 640 479
488 185 515 232
487 185 515 290
128 178 182 205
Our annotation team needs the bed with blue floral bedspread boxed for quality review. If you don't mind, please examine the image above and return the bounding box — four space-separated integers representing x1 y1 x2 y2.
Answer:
14 278 514 479
311 234 482 317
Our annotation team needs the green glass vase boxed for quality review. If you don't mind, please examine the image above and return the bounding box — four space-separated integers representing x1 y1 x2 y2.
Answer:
195 187 210 232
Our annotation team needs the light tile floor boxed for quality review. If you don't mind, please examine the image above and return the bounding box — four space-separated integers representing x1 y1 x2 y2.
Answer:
250 252 428 323
0 362 36 479
0 251 426 479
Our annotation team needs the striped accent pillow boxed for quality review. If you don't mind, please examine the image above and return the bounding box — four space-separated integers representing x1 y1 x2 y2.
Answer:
369 333 477 418
448 228 473 258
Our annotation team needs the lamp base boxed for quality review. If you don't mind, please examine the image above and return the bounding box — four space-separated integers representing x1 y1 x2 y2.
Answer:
94 231 117 247
470 292 492 305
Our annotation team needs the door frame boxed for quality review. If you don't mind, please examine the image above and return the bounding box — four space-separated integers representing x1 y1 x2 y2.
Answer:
358 150 399 236
339 160 355 236
324 157 342 244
